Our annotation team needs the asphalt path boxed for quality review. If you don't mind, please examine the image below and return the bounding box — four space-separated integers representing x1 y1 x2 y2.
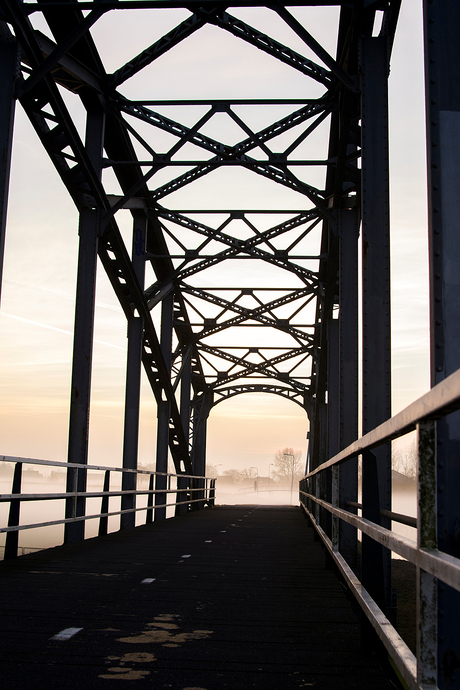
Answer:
0 505 392 689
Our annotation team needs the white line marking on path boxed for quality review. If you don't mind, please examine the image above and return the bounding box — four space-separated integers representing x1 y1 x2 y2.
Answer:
141 578 156 584
51 627 83 641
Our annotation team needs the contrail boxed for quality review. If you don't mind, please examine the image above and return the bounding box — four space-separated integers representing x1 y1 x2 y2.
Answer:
4 279 121 312
0 312 126 351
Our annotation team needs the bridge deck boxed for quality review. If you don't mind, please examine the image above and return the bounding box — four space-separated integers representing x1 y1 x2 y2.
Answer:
0 506 392 689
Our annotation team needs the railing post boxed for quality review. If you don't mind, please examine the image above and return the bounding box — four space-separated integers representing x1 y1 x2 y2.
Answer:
4 461 22 559
361 451 386 610
331 466 339 553
177 354 192 516
98 470 110 537
146 474 154 524
314 473 320 526
208 478 215 507
155 291 173 521
416 420 437 687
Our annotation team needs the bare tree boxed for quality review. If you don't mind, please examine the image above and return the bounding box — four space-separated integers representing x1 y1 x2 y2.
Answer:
272 448 304 483
222 469 244 484
392 444 417 479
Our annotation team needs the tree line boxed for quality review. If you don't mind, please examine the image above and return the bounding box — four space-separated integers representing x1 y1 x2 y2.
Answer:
208 447 305 484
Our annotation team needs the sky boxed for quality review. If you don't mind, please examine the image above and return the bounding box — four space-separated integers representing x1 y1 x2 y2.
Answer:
0 0 429 479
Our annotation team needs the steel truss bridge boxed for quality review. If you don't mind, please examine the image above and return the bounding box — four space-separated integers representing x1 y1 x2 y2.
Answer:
1 1 460 688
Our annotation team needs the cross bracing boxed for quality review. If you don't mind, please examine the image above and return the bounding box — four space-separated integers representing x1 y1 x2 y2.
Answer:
2 0 398 482
0 0 399 523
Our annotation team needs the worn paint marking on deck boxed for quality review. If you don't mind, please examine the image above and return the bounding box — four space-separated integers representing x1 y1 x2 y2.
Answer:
51 627 83 641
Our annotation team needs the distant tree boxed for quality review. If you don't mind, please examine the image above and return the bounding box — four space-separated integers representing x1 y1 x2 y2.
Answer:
206 464 218 477
222 469 244 484
272 448 304 483
240 468 257 480
392 444 417 479
222 468 258 484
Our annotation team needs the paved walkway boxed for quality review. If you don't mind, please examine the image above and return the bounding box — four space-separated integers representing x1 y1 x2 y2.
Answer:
0 506 392 689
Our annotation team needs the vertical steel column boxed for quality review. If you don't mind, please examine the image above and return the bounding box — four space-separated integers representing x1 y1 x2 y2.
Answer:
317 400 328 528
327 319 340 459
192 391 212 509
121 212 147 529
327 318 339 544
65 104 105 543
4 461 22 559
0 25 18 302
360 36 392 612
176 352 192 515
424 2 460 685
154 291 173 521
338 207 359 567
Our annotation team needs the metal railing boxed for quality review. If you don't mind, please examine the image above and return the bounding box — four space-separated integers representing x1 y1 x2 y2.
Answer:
299 367 460 690
0 455 216 559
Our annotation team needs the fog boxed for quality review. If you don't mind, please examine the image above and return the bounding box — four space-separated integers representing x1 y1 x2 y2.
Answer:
1 466 416 560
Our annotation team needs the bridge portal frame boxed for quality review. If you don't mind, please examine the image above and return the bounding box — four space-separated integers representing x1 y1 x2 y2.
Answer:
0 0 379 537
3 1 460 687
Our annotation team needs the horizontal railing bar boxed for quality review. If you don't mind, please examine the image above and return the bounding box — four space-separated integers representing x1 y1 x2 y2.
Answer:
380 508 417 529
0 496 210 534
303 367 460 479
346 501 417 529
300 502 419 690
301 490 460 593
0 455 213 480
0 486 206 502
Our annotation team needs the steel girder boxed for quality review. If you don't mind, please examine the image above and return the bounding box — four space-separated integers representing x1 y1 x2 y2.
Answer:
0 0 399 483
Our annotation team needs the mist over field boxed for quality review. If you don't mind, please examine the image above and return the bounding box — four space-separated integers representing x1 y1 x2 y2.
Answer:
1 462 416 558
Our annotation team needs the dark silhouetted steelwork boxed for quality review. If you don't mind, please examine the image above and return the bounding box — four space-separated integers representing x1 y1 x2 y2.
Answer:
1 0 460 687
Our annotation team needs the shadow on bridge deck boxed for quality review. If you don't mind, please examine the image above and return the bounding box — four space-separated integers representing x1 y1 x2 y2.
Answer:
0 506 393 689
